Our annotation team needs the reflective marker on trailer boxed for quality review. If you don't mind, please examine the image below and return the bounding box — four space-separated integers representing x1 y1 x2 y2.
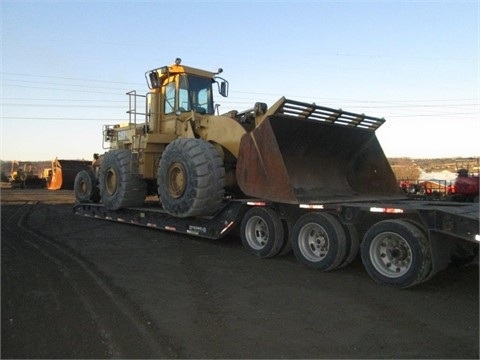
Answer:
247 201 267 206
370 207 404 214
220 221 235 235
165 226 176 231
475 234 480 242
299 204 324 209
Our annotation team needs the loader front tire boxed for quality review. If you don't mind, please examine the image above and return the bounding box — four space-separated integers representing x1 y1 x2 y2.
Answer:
99 149 147 210
74 170 100 203
158 138 225 218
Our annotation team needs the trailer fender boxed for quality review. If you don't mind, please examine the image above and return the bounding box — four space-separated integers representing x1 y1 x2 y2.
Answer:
428 232 465 276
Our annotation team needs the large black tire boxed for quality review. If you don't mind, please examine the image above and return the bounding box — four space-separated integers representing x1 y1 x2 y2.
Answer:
291 212 347 271
74 170 100 203
99 149 147 210
157 138 225 218
241 207 286 258
360 219 432 288
337 224 360 268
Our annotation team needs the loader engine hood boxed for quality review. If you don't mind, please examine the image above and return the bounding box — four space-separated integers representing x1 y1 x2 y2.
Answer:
236 99 401 204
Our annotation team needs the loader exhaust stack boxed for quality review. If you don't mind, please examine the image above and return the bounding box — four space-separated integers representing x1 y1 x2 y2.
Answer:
236 99 401 204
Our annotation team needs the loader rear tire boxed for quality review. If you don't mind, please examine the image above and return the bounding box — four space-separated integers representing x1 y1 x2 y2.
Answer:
291 212 347 271
74 170 100 203
241 207 285 258
158 138 225 218
360 219 432 288
99 149 147 210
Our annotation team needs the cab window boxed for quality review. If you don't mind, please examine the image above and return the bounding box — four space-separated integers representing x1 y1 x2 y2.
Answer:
164 81 175 114
178 74 214 114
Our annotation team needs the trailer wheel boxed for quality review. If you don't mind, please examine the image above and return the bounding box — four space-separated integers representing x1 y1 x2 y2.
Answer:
158 138 225 218
338 224 360 268
74 170 100 203
99 149 147 210
361 219 432 288
278 220 293 256
291 212 347 271
241 207 285 258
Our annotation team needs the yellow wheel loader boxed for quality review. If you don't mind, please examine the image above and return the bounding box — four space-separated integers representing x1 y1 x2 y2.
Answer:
77 58 398 218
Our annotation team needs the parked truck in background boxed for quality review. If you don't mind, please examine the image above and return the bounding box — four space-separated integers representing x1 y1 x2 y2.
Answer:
74 59 479 288
448 159 479 202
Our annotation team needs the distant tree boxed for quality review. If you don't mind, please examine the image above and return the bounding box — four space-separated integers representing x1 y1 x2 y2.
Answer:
388 158 421 181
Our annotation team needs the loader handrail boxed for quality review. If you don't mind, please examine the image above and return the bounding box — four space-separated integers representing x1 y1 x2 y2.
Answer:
277 98 385 131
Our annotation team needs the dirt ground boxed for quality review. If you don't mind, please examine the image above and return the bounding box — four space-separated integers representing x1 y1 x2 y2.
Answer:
1 188 479 359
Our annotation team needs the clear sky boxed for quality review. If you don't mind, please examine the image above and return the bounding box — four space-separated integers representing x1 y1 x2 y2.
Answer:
1 0 478 161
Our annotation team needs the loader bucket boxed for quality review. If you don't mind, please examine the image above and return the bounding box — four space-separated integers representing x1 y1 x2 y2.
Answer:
236 113 401 204
47 159 91 190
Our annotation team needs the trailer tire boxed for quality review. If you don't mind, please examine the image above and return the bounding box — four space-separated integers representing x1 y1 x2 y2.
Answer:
361 219 432 288
74 170 100 203
278 220 293 256
99 149 147 210
291 212 347 271
241 207 285 258
338 224 360 268
158 138 225 218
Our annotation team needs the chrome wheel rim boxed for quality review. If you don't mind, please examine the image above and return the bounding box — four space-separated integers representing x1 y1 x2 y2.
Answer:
369 232 412 278
297 223 328 262
245 216 269 250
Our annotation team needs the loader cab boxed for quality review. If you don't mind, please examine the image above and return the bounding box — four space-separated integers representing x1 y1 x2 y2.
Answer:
167 74 215 115
146 59 228 119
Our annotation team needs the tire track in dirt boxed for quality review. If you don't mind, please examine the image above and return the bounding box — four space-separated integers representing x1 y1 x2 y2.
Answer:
1 202 177 358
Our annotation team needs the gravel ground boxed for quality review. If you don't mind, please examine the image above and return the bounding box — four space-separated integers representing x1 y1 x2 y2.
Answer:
1 188 478 359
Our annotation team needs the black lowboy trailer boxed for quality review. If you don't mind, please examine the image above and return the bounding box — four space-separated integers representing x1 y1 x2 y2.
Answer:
74 198 479 288
72 61 478 288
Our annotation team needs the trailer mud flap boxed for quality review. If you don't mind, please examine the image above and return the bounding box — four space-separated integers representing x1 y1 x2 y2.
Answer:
236 115 400 203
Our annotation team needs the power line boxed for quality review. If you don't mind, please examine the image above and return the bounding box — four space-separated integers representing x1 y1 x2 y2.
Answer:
1 97 125 102
2 78 126 91
1 71 143 86
388 112 478 118
1 83 125 95
1 117 119 121
2 104 124 108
